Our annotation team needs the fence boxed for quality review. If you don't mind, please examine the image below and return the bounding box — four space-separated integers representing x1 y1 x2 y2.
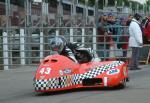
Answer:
0 26 130 70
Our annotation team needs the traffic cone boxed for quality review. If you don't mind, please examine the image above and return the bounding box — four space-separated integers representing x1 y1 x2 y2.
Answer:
108 37 116 61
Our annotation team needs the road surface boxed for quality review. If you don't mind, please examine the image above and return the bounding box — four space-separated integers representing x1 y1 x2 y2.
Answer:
0 65 150 103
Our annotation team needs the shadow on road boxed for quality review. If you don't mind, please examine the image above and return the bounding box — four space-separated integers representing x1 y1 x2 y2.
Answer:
36 86 130 96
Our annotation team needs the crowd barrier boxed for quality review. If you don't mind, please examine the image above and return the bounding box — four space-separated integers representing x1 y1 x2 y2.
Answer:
0 26 134 70
139 44 150 64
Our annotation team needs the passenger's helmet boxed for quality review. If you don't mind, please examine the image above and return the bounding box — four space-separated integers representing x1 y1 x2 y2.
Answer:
49 37 64 53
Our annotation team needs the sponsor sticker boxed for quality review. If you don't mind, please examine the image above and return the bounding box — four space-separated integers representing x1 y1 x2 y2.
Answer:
107 69 120 75
59 68 72 75
63 68 72 74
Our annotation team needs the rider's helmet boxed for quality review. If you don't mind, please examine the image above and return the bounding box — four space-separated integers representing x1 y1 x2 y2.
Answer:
49 36 65 53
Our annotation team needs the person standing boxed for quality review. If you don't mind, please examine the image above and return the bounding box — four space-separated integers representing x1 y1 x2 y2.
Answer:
126 14 133 26
97 15 108 60
128 13 143 70
143 16 150 44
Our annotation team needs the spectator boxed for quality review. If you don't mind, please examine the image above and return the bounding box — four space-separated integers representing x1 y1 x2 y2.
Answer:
128 13 143 70
118 33 129 58
107 13 116 25
97 15 108 60
107 13 117 41
126 14 133 26
142 16 150 44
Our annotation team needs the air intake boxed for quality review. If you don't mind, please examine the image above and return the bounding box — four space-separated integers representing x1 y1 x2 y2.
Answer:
82 78 102 86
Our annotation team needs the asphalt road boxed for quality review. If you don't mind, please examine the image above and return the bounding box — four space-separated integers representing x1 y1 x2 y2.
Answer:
0 65 150 103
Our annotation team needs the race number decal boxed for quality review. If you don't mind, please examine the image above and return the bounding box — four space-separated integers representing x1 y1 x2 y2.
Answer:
40 67 51 75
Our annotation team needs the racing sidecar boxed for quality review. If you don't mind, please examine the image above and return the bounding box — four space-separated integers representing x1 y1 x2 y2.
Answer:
33 54 129 92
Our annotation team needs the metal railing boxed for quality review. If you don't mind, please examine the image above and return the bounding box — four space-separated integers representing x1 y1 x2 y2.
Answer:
0 26 130 70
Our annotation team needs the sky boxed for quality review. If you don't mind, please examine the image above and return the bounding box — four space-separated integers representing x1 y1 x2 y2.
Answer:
131 0 147 4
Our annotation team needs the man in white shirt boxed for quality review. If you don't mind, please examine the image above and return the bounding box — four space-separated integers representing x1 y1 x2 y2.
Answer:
128 13 143 70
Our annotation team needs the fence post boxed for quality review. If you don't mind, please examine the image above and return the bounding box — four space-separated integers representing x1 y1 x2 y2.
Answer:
2 32 9 70
56 29 59 36
20 29 25 65
93 28 97 51
82 28 85 45
70 28 74 42
40 32 44 61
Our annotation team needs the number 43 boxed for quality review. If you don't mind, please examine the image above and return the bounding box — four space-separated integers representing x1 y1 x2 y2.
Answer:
40 67 51 75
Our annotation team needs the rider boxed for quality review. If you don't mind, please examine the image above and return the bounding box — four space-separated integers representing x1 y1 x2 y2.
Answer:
49 36 78 63
49 36 100 63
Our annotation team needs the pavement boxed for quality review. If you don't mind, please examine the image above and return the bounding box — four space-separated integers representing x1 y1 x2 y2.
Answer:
0 64 150 103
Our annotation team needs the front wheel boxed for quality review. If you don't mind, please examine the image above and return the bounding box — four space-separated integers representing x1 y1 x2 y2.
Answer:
118 78 127 89
114 78 127 89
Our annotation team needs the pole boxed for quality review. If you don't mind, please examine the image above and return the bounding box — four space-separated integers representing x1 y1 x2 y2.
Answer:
4 0 10 70
82 28 85 45
70 28 74 42
85 0 88 26
70 0 77 42
57 0 63 27
20 29 25 65
56 0 63 35
5 0 10 29
3 32 9 70
93 28 97 52
26 0 32 64
72 0 76 27
95 0 98 27
40 32 44 61
94 0 98 52
105 0 108 7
